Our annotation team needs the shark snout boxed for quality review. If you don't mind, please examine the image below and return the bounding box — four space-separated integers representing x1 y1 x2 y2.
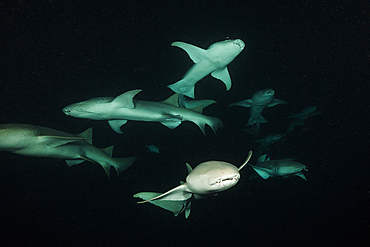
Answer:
62 108 71 116
233 39 245 50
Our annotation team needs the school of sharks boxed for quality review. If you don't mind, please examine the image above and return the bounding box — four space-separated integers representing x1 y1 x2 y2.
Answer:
0 38 321 219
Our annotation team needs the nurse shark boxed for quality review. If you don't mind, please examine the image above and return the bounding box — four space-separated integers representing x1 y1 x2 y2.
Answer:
229 89 287 133
0 124 136 177
168 39 245 98
286 106 322 134
249 154 307 181
134 151 252 218
63 89 223 135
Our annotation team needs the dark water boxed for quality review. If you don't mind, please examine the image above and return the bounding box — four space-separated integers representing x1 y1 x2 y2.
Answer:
0 1 368 246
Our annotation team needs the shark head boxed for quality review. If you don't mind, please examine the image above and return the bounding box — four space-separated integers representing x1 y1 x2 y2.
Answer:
185 161 241 194
252 89 275 105
276 160 307 176
208 39 245 58
0 124 30 151
62 97 113 118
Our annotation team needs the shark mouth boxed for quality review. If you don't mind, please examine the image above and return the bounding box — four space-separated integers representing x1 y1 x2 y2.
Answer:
63 108 100 116
214 175 240 188
233 40 245 50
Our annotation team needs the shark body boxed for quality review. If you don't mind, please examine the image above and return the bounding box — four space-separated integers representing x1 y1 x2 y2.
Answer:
229 89 287 128
63 89 222 135
134 151 252 218
286 106 322 133
249 154 307 181
0 124 136 177
168 39 245 98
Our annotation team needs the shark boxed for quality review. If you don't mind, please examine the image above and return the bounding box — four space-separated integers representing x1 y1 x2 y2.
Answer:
134 151 252 218
0 124 137 177
168 39 245 98
250 133 284 157
248 154 307 181
286 106 322 134
62 89 223 135
229 89 287 131
146 144 160 154
251 133 284 149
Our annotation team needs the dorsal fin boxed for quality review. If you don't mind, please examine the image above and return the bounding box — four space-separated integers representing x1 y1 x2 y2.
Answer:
77 127 93 144
185 163 193 174
112 89 142 109
189 105 204 114
161 94 179 106
101 145 114 157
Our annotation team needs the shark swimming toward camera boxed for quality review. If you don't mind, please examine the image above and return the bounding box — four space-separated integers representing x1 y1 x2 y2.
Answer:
63 89 223 135
249 154 307 181
0 124 137 177
134 151 252 218
229 89 287 133
168 39 245 98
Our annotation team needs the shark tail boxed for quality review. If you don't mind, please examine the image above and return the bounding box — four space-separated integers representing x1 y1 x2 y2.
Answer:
242 123 261 137
247 116 268 126
192 116 223 135
168 80 195 99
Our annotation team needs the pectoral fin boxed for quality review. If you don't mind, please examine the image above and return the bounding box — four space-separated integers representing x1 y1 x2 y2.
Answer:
211 67 232 90
134 192 191 217
134 184 192 218
295 172 307 181
268 99 287 107
40 136 87 148
229 99 253 108
108 120 128 134
135 184 190 203
171 41 206 63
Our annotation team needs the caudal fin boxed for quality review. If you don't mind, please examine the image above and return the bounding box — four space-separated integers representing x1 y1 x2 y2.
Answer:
193 116 223 135
247 116 268 126
168 80 195 99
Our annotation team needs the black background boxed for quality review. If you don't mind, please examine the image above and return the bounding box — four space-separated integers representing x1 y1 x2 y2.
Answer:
0 1 368 246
